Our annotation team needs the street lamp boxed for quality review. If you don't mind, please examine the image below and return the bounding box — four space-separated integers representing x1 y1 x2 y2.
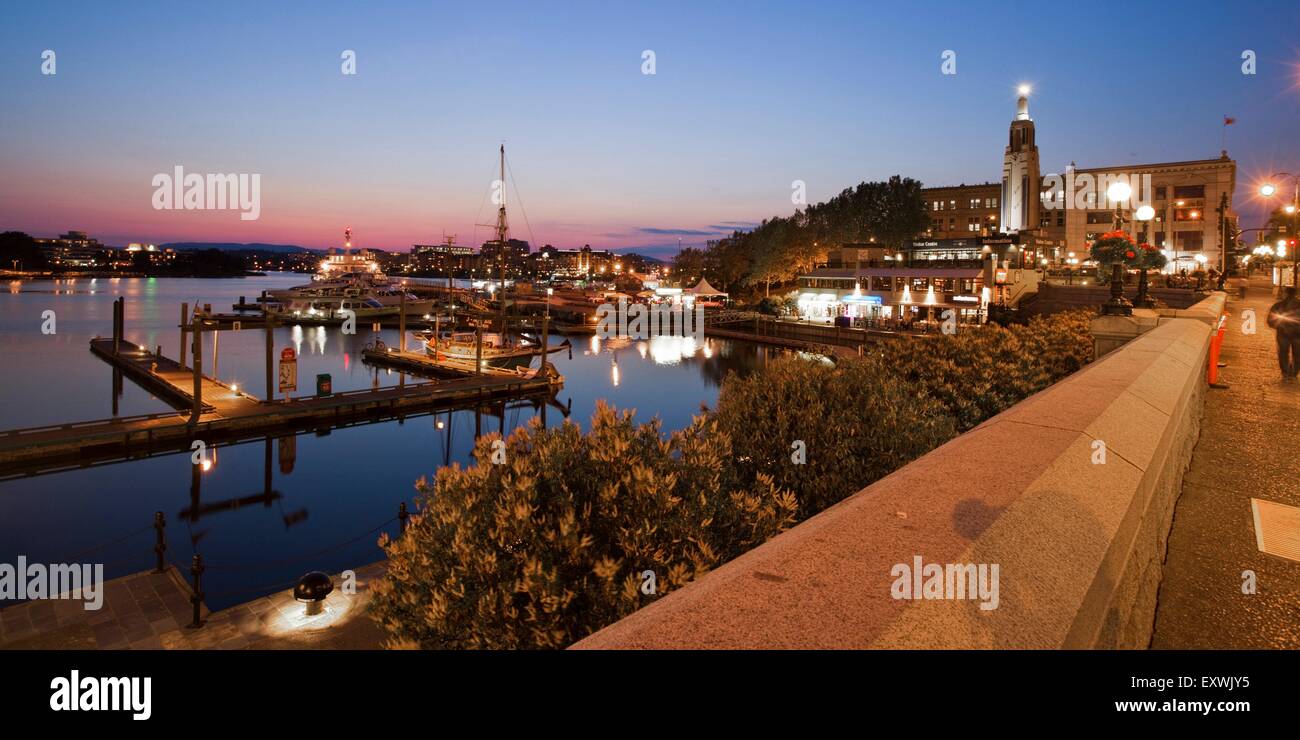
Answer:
1259 173 1300 290
1101 181 1135 315
1135 205 1157 307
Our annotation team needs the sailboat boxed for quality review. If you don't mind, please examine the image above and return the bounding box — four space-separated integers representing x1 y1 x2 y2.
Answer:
416 145 567 371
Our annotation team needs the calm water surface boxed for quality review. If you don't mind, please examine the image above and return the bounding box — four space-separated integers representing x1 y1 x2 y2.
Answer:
0 275 784 608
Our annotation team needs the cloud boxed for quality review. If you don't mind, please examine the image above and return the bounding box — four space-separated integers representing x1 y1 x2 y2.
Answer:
635 227 719 236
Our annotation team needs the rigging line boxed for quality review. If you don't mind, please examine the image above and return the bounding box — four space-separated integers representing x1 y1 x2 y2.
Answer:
505 154 541 250
203 517 397 571
51 523 153 564
471 158 499 251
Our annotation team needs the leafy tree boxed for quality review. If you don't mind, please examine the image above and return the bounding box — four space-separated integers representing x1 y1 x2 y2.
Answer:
0 231 49 271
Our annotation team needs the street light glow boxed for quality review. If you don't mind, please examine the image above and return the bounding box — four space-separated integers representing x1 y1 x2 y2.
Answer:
1107 181 1132 203
1260 183 1277 197
1135 205 1155 221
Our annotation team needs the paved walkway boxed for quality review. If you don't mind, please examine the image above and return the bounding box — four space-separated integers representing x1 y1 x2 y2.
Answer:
1153 275 1300 648
0 563 387 650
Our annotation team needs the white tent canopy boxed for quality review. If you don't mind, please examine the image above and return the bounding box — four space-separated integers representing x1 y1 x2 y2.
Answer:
685 278 728 298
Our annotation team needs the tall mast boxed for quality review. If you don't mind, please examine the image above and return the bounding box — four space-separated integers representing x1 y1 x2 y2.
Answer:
497 144 508 333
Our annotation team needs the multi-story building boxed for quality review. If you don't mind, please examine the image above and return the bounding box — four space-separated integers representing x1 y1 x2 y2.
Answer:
533 244 620 278
922 184 1001 239
912 92 1236 270
409 241 475 274
35 230 105 268
478 238 531 278
1043 158 1237 272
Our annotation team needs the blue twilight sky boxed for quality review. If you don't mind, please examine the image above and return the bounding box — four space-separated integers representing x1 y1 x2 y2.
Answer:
1 0 1298 258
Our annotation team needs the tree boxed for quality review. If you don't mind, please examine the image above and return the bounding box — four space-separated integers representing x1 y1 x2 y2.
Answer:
0 231 49 271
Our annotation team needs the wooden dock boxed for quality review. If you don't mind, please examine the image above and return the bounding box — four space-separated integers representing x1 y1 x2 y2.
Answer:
0 337 563 476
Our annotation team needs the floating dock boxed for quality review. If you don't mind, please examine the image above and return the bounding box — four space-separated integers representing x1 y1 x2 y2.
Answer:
0 321 563 476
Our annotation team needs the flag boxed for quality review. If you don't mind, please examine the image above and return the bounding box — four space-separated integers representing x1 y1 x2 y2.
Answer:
1224 115 1236 126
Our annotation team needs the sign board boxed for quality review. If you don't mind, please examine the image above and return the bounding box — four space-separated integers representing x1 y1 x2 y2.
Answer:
994 269 1008 285
232 321 242 331
278 347 297 393
316 373 332 397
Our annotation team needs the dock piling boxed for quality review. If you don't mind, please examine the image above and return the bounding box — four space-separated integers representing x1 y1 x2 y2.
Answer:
187 554 205 629
190 315 203 425
399 292 407 353
153 511 167 573
264 313 274 403
179 302 189 368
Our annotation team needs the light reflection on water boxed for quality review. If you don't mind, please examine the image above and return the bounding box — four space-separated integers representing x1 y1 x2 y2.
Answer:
0 275 791 609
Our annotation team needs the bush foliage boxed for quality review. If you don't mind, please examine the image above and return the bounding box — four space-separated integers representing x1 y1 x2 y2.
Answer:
372 310 1094 648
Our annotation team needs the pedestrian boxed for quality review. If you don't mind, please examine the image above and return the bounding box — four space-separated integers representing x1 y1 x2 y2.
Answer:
1266 286 1300 380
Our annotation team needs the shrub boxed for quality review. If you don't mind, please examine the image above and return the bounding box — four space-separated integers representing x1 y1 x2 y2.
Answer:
370 403 797 649
713 355 958 517
882 310 1093 430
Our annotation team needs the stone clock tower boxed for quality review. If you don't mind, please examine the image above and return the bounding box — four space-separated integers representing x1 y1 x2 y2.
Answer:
1000 89 1041 234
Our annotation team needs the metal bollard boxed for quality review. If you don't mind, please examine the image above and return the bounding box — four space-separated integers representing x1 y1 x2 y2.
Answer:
398 502 409 534
188 554 205 629
153 511 166 573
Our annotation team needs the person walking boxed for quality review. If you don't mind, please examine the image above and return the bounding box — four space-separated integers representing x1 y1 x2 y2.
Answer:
1266 286 1300 380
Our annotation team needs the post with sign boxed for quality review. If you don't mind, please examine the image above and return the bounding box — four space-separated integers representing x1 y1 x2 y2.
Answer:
279 347 297 398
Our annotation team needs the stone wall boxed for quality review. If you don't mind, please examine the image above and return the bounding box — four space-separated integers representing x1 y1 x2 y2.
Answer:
1031 282 1207 315
574 317 1213 649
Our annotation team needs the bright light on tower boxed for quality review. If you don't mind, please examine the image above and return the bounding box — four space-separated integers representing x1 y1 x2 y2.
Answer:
1017 84 1031 95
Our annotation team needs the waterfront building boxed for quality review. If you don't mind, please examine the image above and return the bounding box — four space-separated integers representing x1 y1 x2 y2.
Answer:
35 230 105 268
479 238 531 278
410 241 475 274
534 244 618 278
919 92 1237 269
794 248 1041 324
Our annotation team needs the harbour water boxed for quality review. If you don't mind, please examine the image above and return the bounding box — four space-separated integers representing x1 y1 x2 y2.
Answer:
0 275 785 609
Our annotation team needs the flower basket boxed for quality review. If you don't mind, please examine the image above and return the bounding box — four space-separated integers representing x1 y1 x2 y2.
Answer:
1088 231 1141 267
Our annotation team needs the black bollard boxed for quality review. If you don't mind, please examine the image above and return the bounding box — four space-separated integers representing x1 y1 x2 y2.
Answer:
188 554 205 629
398 502 409 534
153 511 166 574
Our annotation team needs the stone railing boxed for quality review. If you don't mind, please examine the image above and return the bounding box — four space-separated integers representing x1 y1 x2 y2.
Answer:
573 315 1214 649
1092 291 1225 359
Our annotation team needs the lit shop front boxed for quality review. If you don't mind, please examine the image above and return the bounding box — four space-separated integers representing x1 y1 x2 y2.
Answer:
794 267 990 324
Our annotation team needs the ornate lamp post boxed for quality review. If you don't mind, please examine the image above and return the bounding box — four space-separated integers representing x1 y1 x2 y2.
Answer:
1134 204 1157 307
1100 181 1134 316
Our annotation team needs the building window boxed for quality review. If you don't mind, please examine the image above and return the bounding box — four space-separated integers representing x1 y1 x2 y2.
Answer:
1173 185 1205 199
1086 211 1113 224
911 277 928 290
1155 186 1167 200
1176 232 1203 252
871 276 892 291
1174 208 1202 221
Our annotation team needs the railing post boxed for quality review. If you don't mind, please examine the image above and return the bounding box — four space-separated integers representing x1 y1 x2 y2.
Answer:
153 511 166 574
398 501 409 533
187 554 205 628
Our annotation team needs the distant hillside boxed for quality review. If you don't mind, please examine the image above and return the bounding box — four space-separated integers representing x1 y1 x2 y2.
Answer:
162 242 321 254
